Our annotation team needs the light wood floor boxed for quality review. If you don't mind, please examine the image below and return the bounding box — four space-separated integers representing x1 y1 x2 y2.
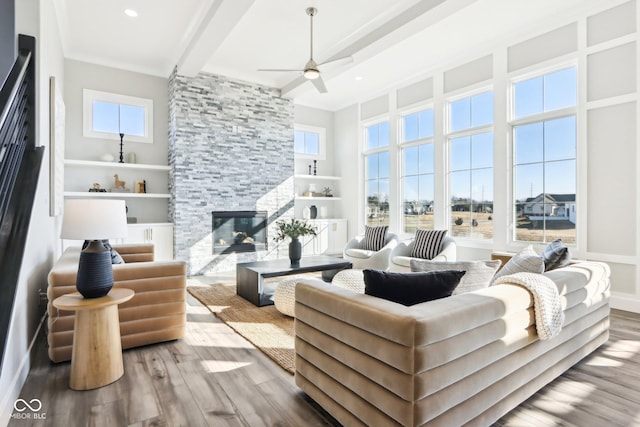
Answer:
9 293 640 427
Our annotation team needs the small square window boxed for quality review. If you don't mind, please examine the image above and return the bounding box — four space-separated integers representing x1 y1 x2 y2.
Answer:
294 125 325 159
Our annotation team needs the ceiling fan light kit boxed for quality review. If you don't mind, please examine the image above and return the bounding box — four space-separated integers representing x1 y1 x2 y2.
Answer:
257 6 353 94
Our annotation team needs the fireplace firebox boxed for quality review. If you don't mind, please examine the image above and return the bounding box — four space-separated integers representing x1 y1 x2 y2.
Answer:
212 211 267 253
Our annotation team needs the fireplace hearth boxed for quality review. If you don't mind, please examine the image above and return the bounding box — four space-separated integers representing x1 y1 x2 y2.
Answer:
212 211 267 253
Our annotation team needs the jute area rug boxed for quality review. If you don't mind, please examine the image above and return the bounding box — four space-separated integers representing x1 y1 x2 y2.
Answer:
188 282 295 375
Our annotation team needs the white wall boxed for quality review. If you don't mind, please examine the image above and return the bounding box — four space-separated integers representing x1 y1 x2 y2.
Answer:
64 60 170 223
334 0 640 312
0 0 65 424
334 104 360 238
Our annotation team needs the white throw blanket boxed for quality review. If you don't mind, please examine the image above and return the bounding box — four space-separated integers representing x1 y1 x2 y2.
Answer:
493 272 564 340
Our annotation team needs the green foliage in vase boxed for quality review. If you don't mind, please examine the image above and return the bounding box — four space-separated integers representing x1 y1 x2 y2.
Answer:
273 218 317 242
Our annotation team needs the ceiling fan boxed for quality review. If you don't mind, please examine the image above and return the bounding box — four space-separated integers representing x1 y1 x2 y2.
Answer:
258 7 353 93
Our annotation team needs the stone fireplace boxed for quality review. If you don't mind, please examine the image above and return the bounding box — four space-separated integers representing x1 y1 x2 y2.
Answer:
168 70 294 275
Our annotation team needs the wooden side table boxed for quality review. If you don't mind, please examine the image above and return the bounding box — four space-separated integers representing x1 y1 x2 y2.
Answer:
52 288 134 390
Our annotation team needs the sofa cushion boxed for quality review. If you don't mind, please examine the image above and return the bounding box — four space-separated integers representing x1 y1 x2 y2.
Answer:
392 256 413 267
362 225 388 251
345 248 376 259
491 245 544 284
541 239 571 271
363 269 465 306
410 259 501 295
410 229 448 259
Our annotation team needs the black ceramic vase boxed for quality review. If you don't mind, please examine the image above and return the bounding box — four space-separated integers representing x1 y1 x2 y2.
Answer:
289 238 302 265
310 205 317 219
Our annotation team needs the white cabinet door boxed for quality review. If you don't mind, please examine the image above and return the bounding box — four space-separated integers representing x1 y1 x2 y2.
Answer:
125 223 173 261
307 219 347 256
326 220 347 255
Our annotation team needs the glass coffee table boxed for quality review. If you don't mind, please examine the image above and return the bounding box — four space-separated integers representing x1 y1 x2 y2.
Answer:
236 256 352 306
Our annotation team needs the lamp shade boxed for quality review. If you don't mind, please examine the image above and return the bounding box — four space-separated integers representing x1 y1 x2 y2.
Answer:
61 199 128 240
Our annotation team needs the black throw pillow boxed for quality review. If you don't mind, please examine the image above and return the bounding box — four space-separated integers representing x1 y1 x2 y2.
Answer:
541 239 570 271
82 239 125 264
363 269 465 306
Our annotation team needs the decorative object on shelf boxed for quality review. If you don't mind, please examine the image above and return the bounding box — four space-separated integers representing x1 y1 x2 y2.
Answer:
308 164 312 175
118 133 125 163
100 153 114 162
89 182 107 193
302 205 311 219
323 187 333 197
273 218 317 265
60 199 128 298
313 160 317 175
320 206 328 218
128 152 136 164
114 174 126 189
310 205 318 219
135 180 147 194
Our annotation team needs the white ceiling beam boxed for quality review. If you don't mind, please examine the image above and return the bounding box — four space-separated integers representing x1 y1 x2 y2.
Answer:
282 0 478 97
177 0 255 77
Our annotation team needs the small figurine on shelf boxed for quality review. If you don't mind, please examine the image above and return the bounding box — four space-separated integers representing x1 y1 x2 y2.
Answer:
308 164 312 175
313 160 317 176
323 187 333 197
88 182 107 193
114 174 126 189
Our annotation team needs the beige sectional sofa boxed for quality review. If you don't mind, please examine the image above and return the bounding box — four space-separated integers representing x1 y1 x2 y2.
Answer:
47 244 187 363
294 261 610 426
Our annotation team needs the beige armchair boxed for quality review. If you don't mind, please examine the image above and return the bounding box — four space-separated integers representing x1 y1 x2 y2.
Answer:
47 243 187 363
343 233 399 270
388 235 456 272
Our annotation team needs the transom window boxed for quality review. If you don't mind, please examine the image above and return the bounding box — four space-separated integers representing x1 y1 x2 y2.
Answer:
82 89 153 143
447 91 494 239
400 108 434 232
294 125 326 159
511 66 577 244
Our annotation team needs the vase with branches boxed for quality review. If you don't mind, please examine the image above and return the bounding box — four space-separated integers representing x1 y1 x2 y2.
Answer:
273 218 317 264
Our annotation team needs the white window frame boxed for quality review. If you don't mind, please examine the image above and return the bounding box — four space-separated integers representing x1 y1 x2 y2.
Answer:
445 87 495 240
508 63 578 245
398 105 435 232
82 89 154 144
362 118 391 227
294 124 326 160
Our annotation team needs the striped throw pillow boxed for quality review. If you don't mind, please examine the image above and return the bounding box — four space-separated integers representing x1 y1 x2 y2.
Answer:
362 225 388 251
410 229 448 260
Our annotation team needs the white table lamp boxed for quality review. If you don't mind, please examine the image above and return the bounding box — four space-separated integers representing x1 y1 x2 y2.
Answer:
61 199 128 298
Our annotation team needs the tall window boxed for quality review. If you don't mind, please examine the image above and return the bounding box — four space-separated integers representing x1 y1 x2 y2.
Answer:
447 91 494 239
400 108 434 233
82 89 153 143
364 121 390 226
511 67 577 244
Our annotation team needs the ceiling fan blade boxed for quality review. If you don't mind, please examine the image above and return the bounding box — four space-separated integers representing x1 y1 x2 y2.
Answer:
318 56 354 68
311 75 328 94
257 68 303 72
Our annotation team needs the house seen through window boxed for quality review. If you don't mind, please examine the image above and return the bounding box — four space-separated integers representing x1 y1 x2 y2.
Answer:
512 67 577 244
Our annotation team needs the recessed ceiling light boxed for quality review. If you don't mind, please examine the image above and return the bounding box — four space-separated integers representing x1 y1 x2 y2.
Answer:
355 76 363 81
124 9 138 17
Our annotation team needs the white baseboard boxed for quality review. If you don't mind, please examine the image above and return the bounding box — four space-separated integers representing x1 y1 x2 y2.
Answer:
610 293 640 314
0 313 47 427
